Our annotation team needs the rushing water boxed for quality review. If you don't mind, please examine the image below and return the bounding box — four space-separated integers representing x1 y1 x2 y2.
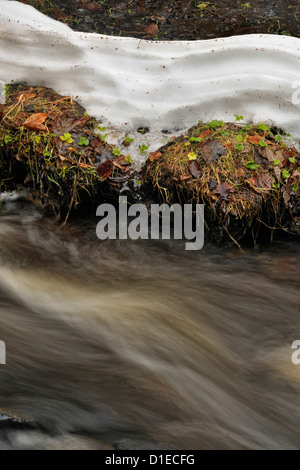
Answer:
0 199 299 449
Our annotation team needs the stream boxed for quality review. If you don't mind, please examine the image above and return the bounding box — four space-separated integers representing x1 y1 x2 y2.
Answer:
0 199 299 449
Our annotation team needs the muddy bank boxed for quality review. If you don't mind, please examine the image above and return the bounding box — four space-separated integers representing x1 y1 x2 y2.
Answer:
22 0 300 40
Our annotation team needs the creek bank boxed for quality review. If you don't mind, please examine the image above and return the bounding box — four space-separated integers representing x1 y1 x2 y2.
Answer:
1 85 299 244
21 0 300 40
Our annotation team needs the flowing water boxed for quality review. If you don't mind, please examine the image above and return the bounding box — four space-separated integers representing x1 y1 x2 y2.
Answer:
0 200 299 449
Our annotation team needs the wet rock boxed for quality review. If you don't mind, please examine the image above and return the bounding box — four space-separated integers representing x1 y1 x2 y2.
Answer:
0 414 35 431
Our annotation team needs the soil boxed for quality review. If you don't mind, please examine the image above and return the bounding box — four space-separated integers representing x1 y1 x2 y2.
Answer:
22 0 300 40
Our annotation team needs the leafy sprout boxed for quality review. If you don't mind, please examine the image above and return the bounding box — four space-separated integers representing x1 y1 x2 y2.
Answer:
60 133 73 144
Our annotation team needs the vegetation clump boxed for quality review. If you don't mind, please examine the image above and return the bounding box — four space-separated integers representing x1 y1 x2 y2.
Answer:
0 85 133 220
144 120 300 244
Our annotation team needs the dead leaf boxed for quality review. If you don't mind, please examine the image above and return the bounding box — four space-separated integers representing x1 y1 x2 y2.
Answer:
214 183 236 201
144 23 159 37
257 172 273 190
148 151 162 162
282 186 291 205
180 174 192 181
273 166 281 180
79 2 103 10
246 135 261 145
91 137 105 148
97 160 113 180
23 113 48 131
189 160 201 178
199 129 211 139
224 141 234 151
113 161 129 172
246 176 259 192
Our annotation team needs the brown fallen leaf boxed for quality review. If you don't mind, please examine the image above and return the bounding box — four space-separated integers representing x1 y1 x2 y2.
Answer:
214 183 235 201
23 113 48 131
246 176 259 192
148 151 162 162
257 172 273 190
189 160 201 178
113 161 130 172
144 23 159 37
246 135 261 145
180 174 192 181
79 2 103 11
97 160 113 180
91 137 105 148
288 147 296 156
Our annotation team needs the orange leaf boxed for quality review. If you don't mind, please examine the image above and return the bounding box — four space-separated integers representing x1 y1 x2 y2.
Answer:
148 151 162 162
246 135 261 145
23 113 48 131
198 129 211 139
144 23 159 37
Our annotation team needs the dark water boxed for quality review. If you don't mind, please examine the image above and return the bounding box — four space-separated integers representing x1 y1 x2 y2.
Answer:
0 201 300 449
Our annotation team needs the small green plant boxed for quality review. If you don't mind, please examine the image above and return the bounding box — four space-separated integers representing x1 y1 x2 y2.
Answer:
112 147 121 157
292 183 299 192
190 136 202 143
78 137 89 146
273 159 280 165
125 136 134 144
125 155 133 164
258 123 270 132
4 135 13 144
34 136 41 144
197 3 208 10
209 120 224 129
139 144 149 154
137 128 147 134
98 133 107 143
275 134 283 142
289 157 296 164
245 161 260 170
188 152 197 160
236 134 244 142
60 133 73 144
234 114 244 122
282 169 291 179
234 143 244 151
259 140 268 148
